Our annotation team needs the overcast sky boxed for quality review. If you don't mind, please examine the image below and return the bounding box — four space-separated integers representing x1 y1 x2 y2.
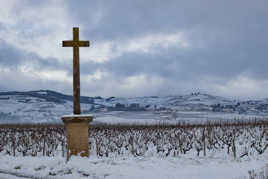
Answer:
0 0 267 99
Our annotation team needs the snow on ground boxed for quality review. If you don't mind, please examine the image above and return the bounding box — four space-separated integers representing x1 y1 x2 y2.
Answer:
93 114 160 125
0 173 29 179
91 111 266 125
0 155 266 179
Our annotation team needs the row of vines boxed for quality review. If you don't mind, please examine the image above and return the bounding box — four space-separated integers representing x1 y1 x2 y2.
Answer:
0 122 268 158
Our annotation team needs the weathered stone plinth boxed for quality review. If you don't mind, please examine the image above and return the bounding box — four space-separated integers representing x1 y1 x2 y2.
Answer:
62 115 93 158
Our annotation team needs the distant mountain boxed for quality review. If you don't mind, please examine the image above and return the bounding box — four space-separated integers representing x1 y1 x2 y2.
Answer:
0 90 95 104
0 90 268 123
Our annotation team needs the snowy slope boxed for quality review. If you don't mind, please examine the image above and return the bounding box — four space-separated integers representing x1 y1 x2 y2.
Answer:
94 92 234 108
0 91 90 123
0 90 268 123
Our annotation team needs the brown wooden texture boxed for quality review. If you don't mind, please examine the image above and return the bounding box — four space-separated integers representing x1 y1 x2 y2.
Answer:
62 27 90 114
63 41 90 47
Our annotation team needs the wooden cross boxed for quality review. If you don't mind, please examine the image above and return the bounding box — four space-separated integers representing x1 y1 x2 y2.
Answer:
62 27 90 114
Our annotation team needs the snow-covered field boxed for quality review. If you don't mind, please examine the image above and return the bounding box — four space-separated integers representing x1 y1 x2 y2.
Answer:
92 111 266 125
1 123 268 179
0 154 267 179
1 91 268 178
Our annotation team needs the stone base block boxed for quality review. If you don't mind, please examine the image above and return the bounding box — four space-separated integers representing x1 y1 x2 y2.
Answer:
62 115 93 158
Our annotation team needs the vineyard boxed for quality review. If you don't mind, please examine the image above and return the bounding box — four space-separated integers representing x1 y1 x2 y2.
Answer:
1 120 268 159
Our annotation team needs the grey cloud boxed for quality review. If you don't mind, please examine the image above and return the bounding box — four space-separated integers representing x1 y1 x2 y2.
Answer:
0 38 72 73
0 39 24 67
66 0 268 39
65 0 268 81
1 0 268 99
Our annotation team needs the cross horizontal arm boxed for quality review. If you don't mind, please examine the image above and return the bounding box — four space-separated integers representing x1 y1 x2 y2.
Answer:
62 41 73 47
62 41 90 47
79 41 90 47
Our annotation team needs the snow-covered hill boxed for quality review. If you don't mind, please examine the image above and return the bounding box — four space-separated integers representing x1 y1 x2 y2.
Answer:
0 90 268 123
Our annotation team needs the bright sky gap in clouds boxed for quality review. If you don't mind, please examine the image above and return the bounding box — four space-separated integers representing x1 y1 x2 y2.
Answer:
0 0 267 100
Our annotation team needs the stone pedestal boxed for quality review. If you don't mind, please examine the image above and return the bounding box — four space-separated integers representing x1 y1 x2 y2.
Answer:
62 115 93 158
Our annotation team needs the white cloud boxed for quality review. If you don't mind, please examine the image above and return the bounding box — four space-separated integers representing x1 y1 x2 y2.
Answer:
121 74 164 89
91 74 166 97
80 31 189 63
0 66 71 93
0 0 17 24
0 66 11 73
0 1 189 65
0 0 76 62
82 69 109 82
80 41 120 63
121 32 189 53
2 65 73 83
202 75 268 100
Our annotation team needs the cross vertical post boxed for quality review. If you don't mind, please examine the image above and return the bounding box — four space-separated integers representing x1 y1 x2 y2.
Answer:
73 27 80 114
62 27 90 114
